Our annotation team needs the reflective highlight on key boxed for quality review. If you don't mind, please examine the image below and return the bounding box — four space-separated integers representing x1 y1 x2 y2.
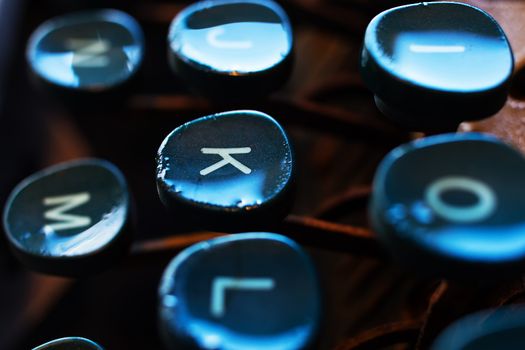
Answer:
370 133 525 278
169 0 292 74
27 9 144 91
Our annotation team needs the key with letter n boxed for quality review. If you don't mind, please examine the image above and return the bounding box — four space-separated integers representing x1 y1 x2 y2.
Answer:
66 38 111 68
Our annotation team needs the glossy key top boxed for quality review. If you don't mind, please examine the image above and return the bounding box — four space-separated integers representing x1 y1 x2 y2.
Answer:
431 306 525 350
360 2 514 130
370 133 525 279
156 110 294 230
33 337 103 350
168 0 293 99
3 159 132 276
158 232 321 350
27 9 144 93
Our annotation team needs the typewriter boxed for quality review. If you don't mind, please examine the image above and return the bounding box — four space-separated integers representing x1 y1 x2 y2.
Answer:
2 0 525 349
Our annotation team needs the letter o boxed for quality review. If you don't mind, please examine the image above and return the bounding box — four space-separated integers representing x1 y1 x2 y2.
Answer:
424 176 496 223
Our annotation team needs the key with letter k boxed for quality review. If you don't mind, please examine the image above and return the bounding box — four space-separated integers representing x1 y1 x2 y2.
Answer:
200 147 252 176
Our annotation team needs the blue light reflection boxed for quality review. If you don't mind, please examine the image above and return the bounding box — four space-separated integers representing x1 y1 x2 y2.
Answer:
164 172 266 207
389 31 512 91
422 224 525 262
188 319 313 350
173 22 290 73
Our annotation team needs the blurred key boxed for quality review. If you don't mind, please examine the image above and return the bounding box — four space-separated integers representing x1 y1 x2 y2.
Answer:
33 337 103 350
3 159 132 276
168 0 293 99
158 232 321 350
360 2 513 130
370 133 525 279
26 9 144 96
156 110 295 230
431 306 525 350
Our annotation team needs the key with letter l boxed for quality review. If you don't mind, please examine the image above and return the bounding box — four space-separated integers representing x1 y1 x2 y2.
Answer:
3 159 133 276
159 232 321 350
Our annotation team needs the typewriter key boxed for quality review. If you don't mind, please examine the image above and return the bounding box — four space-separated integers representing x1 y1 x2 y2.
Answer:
156 110 294 230
360 2 513 130
431 306 525 350
33 337 103 350
3 159 132 276
167 0 293 99
370 133 525 279
159 233 321 350
26 9 144 93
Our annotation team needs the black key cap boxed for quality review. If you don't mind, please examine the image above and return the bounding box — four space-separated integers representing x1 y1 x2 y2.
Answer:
156 110 294 230
168 0 293 99
360 2 514 130
3 159 132 276
33 337 103 350
431 306 525 350
370 133 525 279
26 9 144 93
158 232 321 350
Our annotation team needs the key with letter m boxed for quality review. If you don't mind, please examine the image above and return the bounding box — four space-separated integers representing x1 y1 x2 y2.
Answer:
43 192 92 231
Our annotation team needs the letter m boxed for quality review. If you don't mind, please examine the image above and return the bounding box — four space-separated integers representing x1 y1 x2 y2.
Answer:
43 192 92 231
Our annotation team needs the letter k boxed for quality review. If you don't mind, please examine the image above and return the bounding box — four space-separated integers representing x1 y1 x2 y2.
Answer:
200 147 252 176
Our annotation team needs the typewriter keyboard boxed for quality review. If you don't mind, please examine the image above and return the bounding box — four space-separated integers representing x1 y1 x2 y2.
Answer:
2 0 525 349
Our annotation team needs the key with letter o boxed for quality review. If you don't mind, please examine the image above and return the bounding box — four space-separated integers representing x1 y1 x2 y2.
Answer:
156 110 295 230
167 0 293 99
360 2 513 130
3 159 132 276
370 133 525 279
33 337 103 350
158 232 321 350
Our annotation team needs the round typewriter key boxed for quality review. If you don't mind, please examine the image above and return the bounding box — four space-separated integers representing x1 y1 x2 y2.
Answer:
168 0 293 99
370 133 525 279
360 2 514 130
431 306 525 350
159 232 321 350
27 9 144 92
33 337 103 350
156 110 294 230
3 159 132 276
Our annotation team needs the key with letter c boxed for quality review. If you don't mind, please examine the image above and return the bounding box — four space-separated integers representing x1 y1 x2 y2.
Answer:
370 133 525 280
